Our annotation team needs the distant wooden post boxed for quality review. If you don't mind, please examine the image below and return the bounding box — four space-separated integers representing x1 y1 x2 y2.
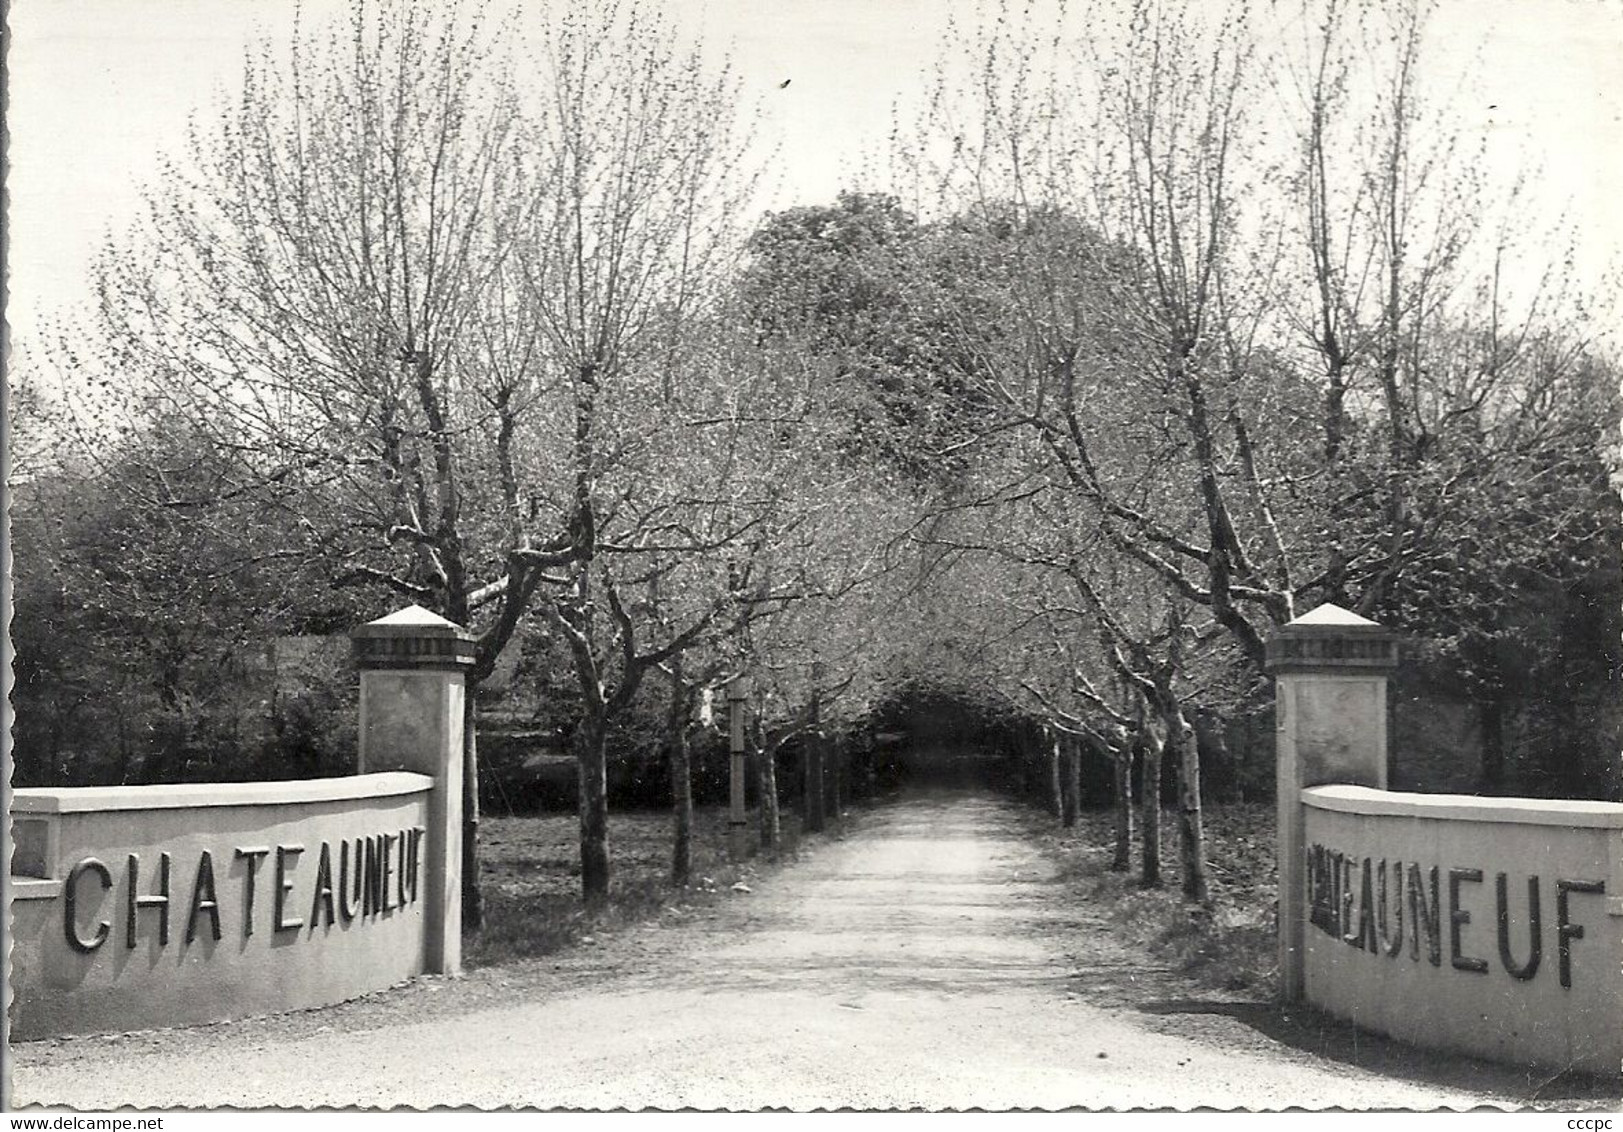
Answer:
1048 725 1064 820
727 674 749 860
1266 603 1399 1002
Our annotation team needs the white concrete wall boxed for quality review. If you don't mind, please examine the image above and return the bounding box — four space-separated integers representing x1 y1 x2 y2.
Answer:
10 774 433 1039
1301 786 1623 1076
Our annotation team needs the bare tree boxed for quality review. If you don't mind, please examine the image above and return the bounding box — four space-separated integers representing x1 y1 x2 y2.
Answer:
77 1 597 925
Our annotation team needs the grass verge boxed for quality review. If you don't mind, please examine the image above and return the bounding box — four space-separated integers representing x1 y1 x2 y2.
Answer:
1048 802 1279 996
467 805 813 968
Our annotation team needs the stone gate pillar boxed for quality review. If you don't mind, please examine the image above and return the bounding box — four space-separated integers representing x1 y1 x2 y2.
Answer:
1265 603 1399 1002
352 604 476 976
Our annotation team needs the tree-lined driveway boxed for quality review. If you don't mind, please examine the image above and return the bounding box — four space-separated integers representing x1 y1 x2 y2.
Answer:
10 795 1575 1110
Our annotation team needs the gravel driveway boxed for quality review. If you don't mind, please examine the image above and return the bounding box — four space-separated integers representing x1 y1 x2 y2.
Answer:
9 793 1606 1110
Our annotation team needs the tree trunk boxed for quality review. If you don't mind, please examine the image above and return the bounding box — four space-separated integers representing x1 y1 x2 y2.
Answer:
115 709 134 786
804 669 826 833
1324 366 1348 466
576 709 611 901
1479 695 1506 794
830 735 845 826
1026 729 1041 801
845 735 864 804
1070 735 1085 815
1201 711 1239 803
1060 735 1080 829
1168 705 1210 904
668 669 693 886
757 740 781 851
670 726 693 886
462 692 483 930
804 733 826 834
1112 749 1133 872
1140 733 1162 888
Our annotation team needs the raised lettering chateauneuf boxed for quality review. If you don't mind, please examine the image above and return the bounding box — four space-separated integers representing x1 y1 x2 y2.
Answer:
1305 842 1605 988
60 826 426 953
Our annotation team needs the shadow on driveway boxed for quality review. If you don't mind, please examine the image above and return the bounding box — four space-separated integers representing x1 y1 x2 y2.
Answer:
1135 996 1622 1110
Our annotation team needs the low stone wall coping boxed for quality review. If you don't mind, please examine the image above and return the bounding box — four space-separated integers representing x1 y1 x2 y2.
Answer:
1304 784 1623 828
10 772 434 816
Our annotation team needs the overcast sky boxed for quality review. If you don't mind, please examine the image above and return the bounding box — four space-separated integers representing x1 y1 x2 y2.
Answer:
7 0 1622 356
